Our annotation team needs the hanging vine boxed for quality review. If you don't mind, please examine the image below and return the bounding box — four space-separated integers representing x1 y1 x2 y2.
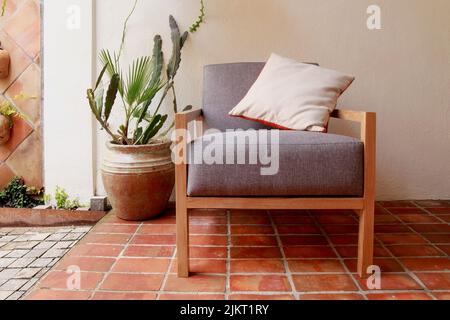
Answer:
190 0 206 33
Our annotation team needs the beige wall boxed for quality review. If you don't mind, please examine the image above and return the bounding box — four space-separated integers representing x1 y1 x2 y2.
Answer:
95 0 450 200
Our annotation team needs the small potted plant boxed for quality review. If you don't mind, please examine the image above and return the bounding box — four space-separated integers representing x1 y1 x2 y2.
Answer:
0 97 29 145
87 4 190 221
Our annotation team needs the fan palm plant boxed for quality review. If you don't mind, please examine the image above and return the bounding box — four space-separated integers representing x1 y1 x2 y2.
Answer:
87 14 188 145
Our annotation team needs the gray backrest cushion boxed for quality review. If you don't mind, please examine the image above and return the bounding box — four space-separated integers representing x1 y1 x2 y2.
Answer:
203 63 270 131
203 62 319 131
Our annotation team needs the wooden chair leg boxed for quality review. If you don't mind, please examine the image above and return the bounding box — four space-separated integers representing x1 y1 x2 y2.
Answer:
176 203 189 278
357 202 375 278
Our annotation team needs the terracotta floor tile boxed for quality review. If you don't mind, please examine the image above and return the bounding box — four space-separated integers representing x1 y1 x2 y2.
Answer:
112 258 170 273
231 226 274 235
388 207 427 214
229 294 294 300
300 293 364 300
277 225 321 234
328 235 359 245
375 215 400 224
230 275 291 292
142 216 176 225
377 233 428 245
280 235 328 246
378 201 416 208
92 292 157 300
414 273 450 290
230 260 285 273
123 245 174 258
55 256 115 272
93 224 139 234
138 224 176 235
288 259 346 273
356 273 422 291
190 247 227 259
344 258 404 273
231 236 277 246
190 209 227 217
270 209 310 216
293 274 357 292
336 246 390 258
315 215 357 224
171 259 227 274
400 258 450 271
164 275 225 292
26 289 92 300
366 293 432 300
387 245 444 257
439 215 450 222
426 208 450 215
160 294 225 300
273 216 315 224
190 235 227 246
310 209 355 216
190 216 227 225
423 234 450 244
322 225 359 234
230 209 268 216
39 271 104 290
397 214 441 224
70 244 124 257
414 200 450 208
81 233 132 245
231 247 281 259
410 224 450 233
283 246 336 258
375 225 411 233
101 215 140 224
231 216 271 225
131 235 175 245
437 245 450 255
432 292 450 300
101 273 164 291
190 225 227 235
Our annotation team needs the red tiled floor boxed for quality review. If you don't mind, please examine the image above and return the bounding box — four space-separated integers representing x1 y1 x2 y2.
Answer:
230 260 285 273
101 274 164 291
366 293 432 300
288 259 346 273
27 205 450 301
171 259 227 274
378 201 416 208
400 258 450 271
414 273 450 290
39 271 104 290
92 292 157 300
164 275 226 292
283 246 336 258
230 275 291 292
344 258 405 273
415 200 450 207
231 247 281 259
112 258 170 273
356 274 422 291
293 274 358 292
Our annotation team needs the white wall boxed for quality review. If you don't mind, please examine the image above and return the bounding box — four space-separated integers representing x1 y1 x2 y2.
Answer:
43 0 95 202
45 0 450 201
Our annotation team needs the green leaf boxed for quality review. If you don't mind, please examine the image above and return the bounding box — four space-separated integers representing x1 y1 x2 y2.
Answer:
94 64 108 91
167 15 187 80
87 89 101 122
104 74 120 121
125 56 152 106
141 114 168 144
95 88 104 118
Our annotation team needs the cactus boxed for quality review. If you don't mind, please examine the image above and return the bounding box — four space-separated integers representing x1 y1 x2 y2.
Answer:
87 4 189 145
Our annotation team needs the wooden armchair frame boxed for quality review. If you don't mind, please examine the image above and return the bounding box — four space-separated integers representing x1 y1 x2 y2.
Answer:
175 108 376 278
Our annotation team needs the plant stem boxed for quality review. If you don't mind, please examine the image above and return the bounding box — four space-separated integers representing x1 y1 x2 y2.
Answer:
117 0 138 63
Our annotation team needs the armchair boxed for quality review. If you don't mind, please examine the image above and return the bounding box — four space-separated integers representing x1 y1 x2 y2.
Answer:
174 63 376 278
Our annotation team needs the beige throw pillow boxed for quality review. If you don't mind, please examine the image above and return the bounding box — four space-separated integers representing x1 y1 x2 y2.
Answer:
229 53 355 132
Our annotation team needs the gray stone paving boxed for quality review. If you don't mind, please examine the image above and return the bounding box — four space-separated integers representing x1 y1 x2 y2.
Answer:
0 226 91 300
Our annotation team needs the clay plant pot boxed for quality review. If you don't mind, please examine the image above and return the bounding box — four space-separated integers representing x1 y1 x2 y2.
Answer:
0 115 11 145
102 140 175 221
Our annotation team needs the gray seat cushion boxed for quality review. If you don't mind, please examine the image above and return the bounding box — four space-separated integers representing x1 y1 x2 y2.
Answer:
187 131 364 197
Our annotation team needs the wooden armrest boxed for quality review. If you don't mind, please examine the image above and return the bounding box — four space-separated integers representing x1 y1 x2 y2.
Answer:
175 107 203 130
331 109 375 124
